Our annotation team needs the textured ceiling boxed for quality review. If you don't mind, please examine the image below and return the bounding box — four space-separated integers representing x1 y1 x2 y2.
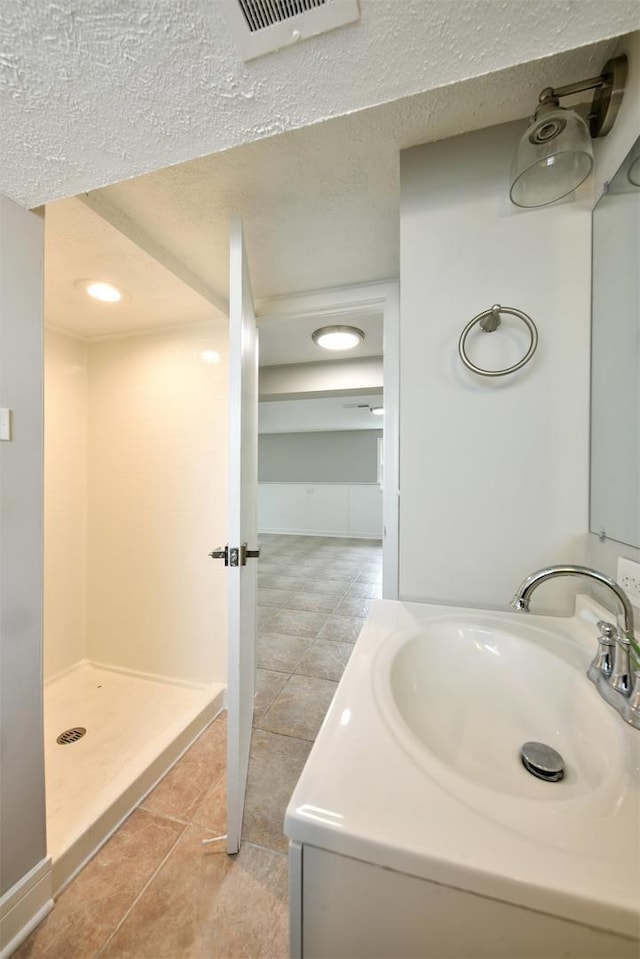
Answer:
2 1 638 208
46 37 627 326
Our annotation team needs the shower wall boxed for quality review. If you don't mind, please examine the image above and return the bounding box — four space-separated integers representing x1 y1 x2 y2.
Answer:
44 328 88 680
86 322 229 686
44 320 228 688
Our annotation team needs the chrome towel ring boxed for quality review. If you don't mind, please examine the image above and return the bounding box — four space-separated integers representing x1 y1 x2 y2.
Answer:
458 304 539 377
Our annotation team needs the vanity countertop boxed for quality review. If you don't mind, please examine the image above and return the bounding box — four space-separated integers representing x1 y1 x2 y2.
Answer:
285 596 640 940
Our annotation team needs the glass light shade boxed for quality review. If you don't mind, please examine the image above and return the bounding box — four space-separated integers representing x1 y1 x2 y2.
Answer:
510 106 594 208
312 325 364 351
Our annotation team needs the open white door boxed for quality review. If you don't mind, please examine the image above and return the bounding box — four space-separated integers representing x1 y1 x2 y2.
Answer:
210 217 259 855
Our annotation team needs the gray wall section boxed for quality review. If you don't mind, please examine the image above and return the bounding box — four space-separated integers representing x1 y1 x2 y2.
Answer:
259 430 382 483
0 199 47 894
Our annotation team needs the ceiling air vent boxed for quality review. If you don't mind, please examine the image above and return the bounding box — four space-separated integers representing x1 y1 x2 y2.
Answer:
220 0 360 61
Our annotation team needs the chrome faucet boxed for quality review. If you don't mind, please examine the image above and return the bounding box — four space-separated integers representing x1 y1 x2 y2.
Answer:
511 565 640 730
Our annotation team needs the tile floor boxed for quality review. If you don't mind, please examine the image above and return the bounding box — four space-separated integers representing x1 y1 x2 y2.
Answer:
16 534 382 959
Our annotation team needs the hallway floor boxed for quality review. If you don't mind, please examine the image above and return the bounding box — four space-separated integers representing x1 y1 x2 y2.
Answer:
16 534 382 958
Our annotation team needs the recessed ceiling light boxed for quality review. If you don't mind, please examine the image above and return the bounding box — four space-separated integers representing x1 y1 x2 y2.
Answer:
312 325 365 351
81 280 123 303
201 349 221 364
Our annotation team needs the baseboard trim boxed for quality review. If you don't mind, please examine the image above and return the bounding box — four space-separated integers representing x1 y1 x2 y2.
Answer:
0 857 53 958
259 528 382 540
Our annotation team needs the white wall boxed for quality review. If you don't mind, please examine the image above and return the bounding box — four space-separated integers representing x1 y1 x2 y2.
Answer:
82 321 228 683
85 322 228 685
44 329 88 680
43 322 229 686
258 395 383 434
259 357 382 399
399 121 592 613
0 198 47 895
259 430 382 483
259 483 382 538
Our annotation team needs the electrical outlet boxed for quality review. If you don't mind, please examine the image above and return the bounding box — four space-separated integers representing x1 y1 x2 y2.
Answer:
617 557 640 610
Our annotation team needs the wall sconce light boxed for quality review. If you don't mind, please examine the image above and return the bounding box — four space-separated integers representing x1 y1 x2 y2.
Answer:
312 325 365 351
510 55 627 208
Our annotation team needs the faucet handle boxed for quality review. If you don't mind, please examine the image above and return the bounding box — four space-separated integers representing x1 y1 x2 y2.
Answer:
597 620 618 642
610 627 633 697
588 621 617 683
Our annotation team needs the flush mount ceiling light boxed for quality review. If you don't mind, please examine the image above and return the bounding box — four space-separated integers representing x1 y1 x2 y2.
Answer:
370 406 384 416
312 325 365 351
510 55 627 208
78 280 124 303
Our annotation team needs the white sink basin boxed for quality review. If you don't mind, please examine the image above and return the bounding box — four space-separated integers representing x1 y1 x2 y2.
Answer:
387 621 619 799
375 615 633 855
287 597 640 940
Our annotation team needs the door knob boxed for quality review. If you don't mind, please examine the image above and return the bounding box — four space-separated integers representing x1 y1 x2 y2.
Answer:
209 545 229 566
208 544 260 567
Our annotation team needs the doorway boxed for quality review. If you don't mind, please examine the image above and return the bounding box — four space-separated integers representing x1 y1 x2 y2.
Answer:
42 206 230 892
255 280 399 599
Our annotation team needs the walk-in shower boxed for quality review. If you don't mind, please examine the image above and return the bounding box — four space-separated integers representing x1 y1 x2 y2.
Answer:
43 321 228 891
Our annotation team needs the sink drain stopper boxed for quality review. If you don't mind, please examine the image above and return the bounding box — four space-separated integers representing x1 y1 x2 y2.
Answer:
520 741 565 782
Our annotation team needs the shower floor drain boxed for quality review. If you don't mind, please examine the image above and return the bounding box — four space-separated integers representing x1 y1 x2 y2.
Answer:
57 727 86 745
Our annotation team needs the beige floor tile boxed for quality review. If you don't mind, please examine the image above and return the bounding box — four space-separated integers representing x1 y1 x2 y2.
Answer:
284 564 358 582
333 595 376 618
258 674 338 742
278 591 340 613
192 773 227 835
100 828 288 958
259 574 346 596
295 640 353 682
15 809 184 959
295 578 349 595
347 580 383 598
267 608 329 638
356 568 383 583
257 588 288 608
253 668 290 726
258 574 307 590
242 730 311 853
318 614 366 643
257 607 277 630
256 632 315 673
140 717 226 822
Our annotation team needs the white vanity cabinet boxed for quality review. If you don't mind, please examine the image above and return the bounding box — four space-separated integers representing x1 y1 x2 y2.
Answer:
289 841 638 959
